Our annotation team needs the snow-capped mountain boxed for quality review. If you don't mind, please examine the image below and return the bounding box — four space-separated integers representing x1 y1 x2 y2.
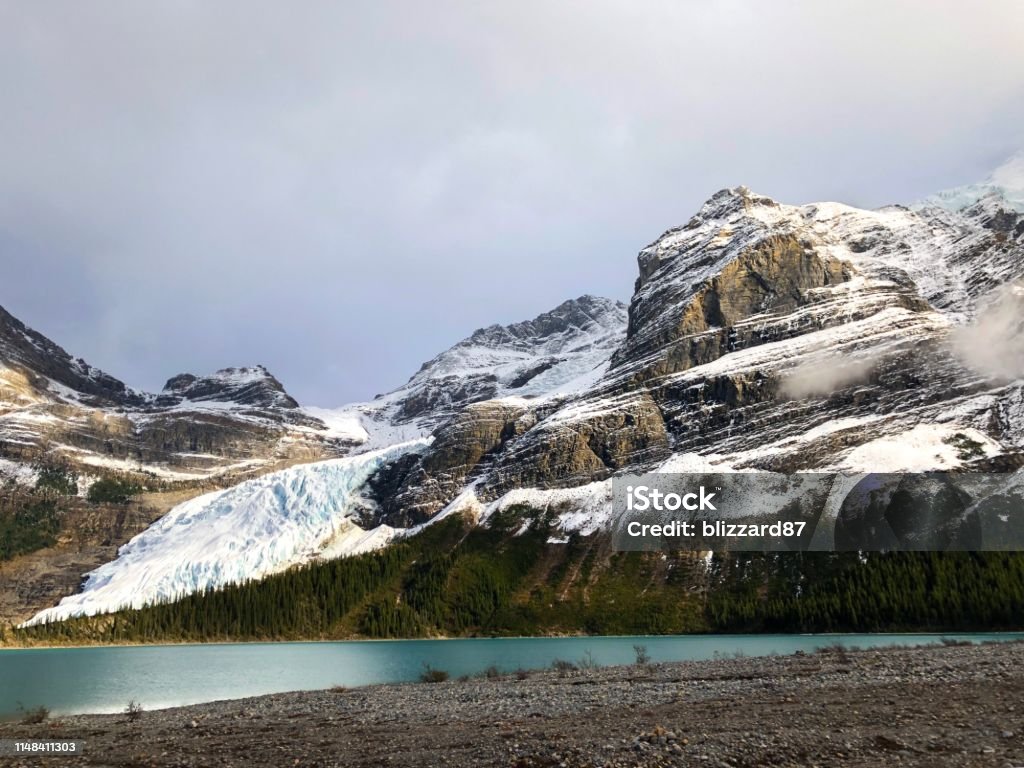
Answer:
919 151 1024 214
372 295 628 424
0 304 141 408
0 312 356 482
15 153 1024 627
156 366 301 410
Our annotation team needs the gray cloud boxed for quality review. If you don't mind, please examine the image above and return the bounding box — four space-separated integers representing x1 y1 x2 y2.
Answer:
953 284 1024 382
1 1 1023 404
779 355 878 400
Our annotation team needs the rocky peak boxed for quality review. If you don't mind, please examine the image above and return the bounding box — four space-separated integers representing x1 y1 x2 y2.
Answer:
918 151 1024 214
633 187 785 294
380 295 628 423
158 365 299 409
611 189 863 384
692 185 780 220
0 303 139 406
0 304 343 492
464 295 626 351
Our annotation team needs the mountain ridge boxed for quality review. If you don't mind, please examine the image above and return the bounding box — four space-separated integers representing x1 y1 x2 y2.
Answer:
8 154 1024 627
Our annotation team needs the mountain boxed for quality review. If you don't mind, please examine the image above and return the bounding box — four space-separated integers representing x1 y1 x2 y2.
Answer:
919 151 1024 214
0 295 628 624
368 181 1024 525
0 305 141 407
11 154 1024 628
157 366 301 410
371 295 628 424
0 316 354 482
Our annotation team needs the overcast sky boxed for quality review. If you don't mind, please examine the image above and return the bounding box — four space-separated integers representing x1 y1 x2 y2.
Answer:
2 1 1023 405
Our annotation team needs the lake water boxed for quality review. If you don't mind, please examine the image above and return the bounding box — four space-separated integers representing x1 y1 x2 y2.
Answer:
2 633 1022 718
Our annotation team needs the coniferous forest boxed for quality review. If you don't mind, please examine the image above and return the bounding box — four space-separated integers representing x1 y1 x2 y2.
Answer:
10 505 1024 645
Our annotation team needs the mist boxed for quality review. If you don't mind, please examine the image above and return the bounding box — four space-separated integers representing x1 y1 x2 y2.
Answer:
779 356 878 400
953 284 1024 382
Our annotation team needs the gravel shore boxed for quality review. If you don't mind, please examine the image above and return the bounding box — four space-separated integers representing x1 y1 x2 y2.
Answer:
1 641 1022 767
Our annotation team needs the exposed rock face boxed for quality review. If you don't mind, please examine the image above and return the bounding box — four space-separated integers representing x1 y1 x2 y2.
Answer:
368 400 532 525
613 230 854 383
16 155 1024 626
157 366 300 410
0 305 141 406
367 173 1024 526
484 392 670 495
371 392 670 520
0 490 171 625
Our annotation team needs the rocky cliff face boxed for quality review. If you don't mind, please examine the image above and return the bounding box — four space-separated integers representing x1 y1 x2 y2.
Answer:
0 305 141 407
157 366 301 410
613 191 855 381
367 161 1024 522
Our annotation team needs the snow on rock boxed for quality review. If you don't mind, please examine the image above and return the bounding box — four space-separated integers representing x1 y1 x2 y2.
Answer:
374 295 628 424
918 152 1024 214
13 160 1024 625
301 406 371 444
655 452 736 473
0 456 37 486
835 424 1003 473
485 481 614 535
434 480 615 537
316 520 401 560
158 365 300 410
996 384 1024 448
23 440 429 626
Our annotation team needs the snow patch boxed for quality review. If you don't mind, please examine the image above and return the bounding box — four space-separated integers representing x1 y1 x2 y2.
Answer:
302 406 370 443
0 457 37 487
836 424 1003 472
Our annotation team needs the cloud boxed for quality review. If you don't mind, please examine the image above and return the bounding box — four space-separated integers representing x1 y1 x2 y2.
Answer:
953 283 1024 381
0 1 1022 404
779 355 878 400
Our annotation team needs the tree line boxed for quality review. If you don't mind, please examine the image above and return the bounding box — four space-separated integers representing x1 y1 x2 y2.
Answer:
14 507 1024 644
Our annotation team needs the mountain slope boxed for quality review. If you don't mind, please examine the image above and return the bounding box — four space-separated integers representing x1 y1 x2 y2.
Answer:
0 305 141 407
27 440 427 624
0 315 355 481
372 295 628 424
15 154 1024 628
2 294 627 624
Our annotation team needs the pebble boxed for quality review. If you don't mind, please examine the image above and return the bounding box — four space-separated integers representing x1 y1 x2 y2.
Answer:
2 640 1022 768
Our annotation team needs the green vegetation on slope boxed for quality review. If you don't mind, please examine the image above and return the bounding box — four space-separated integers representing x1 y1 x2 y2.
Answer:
0 465 152 565
86 477 142 504
13 505 1024 645
0 498 61 562
708 550 1024 632
33 463 78 496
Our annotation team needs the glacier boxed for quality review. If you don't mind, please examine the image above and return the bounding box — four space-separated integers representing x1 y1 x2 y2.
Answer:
24 439 429 626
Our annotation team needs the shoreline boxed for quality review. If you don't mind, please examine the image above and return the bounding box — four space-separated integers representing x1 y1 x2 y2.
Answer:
1 640 1021 767
3 628 1024 652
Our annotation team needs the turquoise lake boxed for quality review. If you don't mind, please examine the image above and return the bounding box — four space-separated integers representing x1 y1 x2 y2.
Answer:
3 633 1022 718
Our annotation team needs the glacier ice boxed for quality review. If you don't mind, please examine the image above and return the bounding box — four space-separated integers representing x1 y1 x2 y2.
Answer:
24 440 428 626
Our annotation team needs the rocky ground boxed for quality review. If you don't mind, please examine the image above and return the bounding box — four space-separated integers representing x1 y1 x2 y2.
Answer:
1 641 1022 767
